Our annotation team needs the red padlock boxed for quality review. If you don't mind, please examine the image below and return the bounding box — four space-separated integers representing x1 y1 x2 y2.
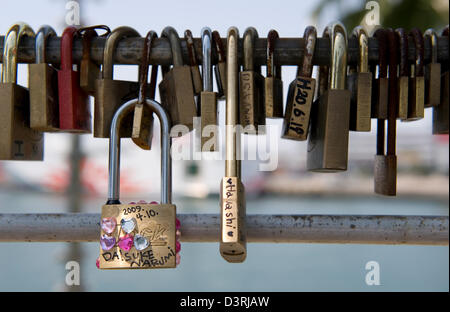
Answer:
58 26 91 132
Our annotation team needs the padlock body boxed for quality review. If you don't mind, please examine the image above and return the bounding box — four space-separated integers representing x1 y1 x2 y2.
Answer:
131 103 154 150
190 65 203 95
264 77 283 118
371 77 388 119
159 65 197 131
94 79 141 138
29 63 60 131
282 76 315 141
425 62 441 108
433 71 449 134
307 89 351 172
99 203 176 269
406 76 425 121
200 91 218 152
0 83 44 160
215 62 227 99
239 70 265 134
58 69 91 133
348 72 372 131
80 59 101 96
374 155 397 196
397 76 409 120
220 177 246 263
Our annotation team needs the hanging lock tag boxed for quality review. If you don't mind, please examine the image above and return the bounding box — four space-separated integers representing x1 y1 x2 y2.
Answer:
29 25 60 131
213 31 227 100
159 26 197 131
424 29 441 108
99 98 176 269
264 30 283 119
0 23 44 160
396 28 409 120
282 26 317 140
58 26 91 132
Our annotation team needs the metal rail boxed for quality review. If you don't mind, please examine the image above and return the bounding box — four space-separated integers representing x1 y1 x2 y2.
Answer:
0 36 448 66
0 213 447 245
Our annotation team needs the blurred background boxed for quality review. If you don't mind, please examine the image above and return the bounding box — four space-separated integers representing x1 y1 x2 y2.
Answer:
0 0 448 291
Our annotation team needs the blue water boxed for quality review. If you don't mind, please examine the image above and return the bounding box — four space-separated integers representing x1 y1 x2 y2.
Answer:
0 190 448 291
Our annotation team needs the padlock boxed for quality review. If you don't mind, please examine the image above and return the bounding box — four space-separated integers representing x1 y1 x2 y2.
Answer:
159 26 197 131
424 29 441 108
94 26 150 138
79 25 110 96
29 25 60 131
433 26 449 135
199 27 219 152
240 27 265 135
213 30 227 100
396 28 409 120
307 22 351 172
131 31 158 150
282 26 317 141
404 28 425 121
99 97 176 269
184 29 203 95
58 26 91 133
347 26 371 131
374 28 398 196
0 23 43 160
264 30 283 118
220 27 246 263
371 28 388 120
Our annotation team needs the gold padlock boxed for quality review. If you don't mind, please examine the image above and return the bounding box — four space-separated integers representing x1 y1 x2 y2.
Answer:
424 29 441 108
29 25 60 132
220 27 247 263
99 98 176 270
0 23 43 160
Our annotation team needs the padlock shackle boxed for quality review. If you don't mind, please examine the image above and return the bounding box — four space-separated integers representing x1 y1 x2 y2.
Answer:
323 21 348 90
201 27 213 92
298 26 317 78
409 28 425 77
35 25 56 64
107 98 172 204
352 26 369 73
212 30 226 63
225 27 240 178
60 27 78 71
373 28 388 78
138 30 158 104
395 28 409 77
386 28 398 156
103 26 140 80
266 29 281 79
162 26 183 67
1 22 35 83
184 29 200 68
243 27 259 72
424 29 438 64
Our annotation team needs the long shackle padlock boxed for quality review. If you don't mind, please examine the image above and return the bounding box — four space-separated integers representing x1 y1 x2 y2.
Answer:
199 27 219 152
0 22 44 160
29 25 60 132
99 98 176 270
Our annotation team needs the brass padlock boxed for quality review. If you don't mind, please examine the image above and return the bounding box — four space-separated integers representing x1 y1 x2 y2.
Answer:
264 30 283 118
94 26 147 138
199 27 219 152
396 28 409 120
433 26 449 135
213 30 227 100
347 26 371 131
424 29 441 108
404 28 425 121
374 28 398 196
159 26 197 131
307 22 351 172
0 23 43 160
29 25 60 132
79 25 110 96
371 28 388 120
282 26 317 141
99 97 176 269
220 27 246 263
184 29 203 96
240 27 265 135
131 31 158 150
